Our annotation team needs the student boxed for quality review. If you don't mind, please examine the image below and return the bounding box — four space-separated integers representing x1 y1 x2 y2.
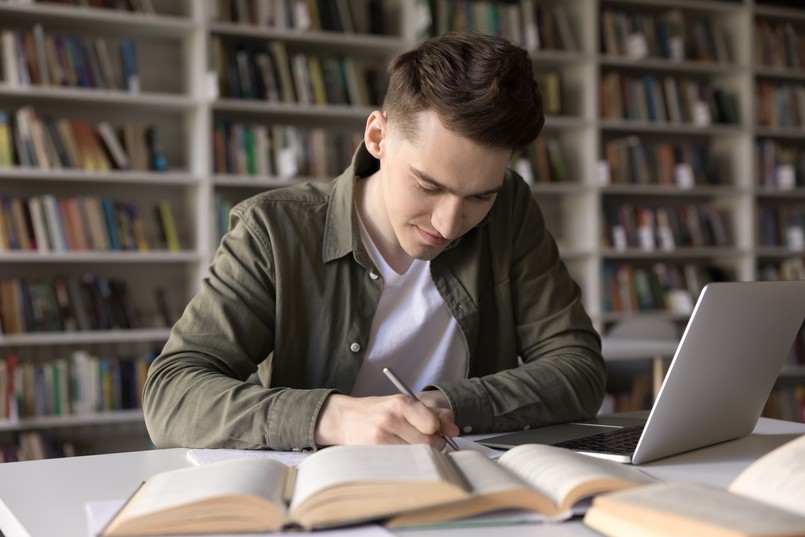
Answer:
142 32 605 452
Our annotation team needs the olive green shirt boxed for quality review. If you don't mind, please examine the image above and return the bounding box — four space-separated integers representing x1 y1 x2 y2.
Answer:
143 144 605 451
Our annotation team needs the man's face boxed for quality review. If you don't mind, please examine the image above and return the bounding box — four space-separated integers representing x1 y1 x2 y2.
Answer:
368 110 511 263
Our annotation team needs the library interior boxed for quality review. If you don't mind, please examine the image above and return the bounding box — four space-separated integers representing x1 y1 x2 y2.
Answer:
0 0 804 532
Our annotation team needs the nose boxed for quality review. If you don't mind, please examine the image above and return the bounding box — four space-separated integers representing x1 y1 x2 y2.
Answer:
431 197 464 240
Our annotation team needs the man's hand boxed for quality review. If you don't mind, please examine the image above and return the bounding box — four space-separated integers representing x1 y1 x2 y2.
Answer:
314 393 459 449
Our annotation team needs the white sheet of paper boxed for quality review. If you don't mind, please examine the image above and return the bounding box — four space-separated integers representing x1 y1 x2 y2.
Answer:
186 448 310 467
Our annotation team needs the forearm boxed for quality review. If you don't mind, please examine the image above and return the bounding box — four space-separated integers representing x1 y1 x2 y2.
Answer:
143 352 335 450
432 340 606 434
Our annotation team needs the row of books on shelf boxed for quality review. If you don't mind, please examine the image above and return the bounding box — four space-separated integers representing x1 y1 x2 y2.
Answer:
758 205 805 249
756 81 805 130
756 138 805 189
599 372 654 415
210 37 383 106
26 0 156 14
427 0 577 52
215 196 233 242
602 136 725 187
511 136 567 184
602 203 730 252
600 72 739 126
0 348 155 422
213 121 361 178
0 194 181 253
0 106 167 171
755 19 805 71
602 262 721 314
0 274 154 334
0 431 81 462
536 71 561 116
600 8 730 64
764 385 805 423
0 24 139 92
759 258 805 282
211 0 385 35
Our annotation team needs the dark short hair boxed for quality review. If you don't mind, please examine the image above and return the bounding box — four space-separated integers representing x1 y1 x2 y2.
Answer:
382 32 545 151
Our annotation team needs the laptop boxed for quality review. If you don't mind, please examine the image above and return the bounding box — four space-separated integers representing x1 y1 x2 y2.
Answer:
480 280 805 464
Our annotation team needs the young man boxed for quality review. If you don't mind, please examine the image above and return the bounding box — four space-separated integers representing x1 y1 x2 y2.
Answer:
143 33 605 451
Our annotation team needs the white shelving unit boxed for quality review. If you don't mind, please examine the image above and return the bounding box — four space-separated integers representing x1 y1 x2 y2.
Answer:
1 0 804 458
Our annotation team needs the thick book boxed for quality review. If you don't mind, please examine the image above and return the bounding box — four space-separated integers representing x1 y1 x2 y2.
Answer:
584 434 805 537
100 442 655 536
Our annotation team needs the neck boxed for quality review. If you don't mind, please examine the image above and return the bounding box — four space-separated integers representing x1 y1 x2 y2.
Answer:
355 173 414 274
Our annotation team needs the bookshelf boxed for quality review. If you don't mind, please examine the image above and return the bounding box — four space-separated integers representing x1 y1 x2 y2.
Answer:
1 0 804 460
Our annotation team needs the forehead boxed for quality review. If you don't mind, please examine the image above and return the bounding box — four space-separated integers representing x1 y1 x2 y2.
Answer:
392 112 510 194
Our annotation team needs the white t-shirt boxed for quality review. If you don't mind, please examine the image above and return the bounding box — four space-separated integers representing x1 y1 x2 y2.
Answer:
350 216 468 397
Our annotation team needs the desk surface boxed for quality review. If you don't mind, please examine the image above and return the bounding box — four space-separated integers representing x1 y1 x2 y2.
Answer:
1 418 803 537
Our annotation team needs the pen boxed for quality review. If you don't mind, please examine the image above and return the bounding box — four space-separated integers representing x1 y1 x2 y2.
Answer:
382 366 460 451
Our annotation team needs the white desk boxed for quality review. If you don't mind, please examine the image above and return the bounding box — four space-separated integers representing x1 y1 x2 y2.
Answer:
1 418 803 537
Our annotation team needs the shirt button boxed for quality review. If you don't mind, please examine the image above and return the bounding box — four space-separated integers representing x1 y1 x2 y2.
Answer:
463 425 473 434
350 343 361 352
369 271 379 280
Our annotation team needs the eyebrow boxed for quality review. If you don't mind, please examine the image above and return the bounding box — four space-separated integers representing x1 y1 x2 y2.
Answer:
410 166 504 198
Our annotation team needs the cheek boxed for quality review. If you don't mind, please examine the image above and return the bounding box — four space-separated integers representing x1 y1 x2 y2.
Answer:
463 202 493 227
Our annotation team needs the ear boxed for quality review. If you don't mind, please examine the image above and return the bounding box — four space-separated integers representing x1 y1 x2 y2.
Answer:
364 110 387 159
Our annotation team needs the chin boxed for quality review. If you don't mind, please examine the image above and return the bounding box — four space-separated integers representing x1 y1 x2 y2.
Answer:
404 245 444 261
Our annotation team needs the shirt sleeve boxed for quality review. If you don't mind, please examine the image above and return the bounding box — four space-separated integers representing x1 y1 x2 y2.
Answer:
142 203 335 451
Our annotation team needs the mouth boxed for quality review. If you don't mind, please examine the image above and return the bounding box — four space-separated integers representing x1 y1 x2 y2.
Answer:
416 226 451 247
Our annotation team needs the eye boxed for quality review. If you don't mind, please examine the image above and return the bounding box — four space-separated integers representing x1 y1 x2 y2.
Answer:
472 193 496 203
416 182 438 194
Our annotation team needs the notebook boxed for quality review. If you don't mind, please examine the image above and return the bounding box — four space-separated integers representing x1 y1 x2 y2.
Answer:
480 280 805 464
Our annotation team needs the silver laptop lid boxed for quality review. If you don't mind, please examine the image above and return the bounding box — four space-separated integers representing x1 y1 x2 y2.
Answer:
632 280 805 464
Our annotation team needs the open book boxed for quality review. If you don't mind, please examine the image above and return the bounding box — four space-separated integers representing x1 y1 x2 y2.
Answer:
100 442 656 536
584 434 805 537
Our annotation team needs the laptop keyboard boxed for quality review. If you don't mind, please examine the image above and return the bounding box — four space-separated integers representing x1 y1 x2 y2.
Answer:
553 425 645 455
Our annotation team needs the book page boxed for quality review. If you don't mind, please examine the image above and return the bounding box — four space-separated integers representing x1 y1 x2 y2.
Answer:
290 444 452 510
590 481 805 535
449 450 535 495
728 434 805 517
122 458 289 519
497 444 657 509
89 498 397 537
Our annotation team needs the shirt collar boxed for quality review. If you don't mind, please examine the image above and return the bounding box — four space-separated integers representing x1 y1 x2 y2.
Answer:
322 142 378 264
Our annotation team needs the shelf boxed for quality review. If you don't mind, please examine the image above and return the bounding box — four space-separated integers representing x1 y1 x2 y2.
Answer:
754 127 805 139
600 0 744 13
753 66 805 81
600 56 742 75
212 99 374 123
755 187 805 200
530 182 590 196
600 120 744 135
0 329 171 347
208 22 406 56
602 247 747 260
0 409 144 433
0 251 202 263
779 364 805 379
0 85 198 113
756 247 805 259
0 168 198 185
0 3 193 39
754 3 805 22
601 184 744 197
213 175 313 188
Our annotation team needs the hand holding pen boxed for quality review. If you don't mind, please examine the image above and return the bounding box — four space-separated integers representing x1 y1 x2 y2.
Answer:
383 367 460 451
